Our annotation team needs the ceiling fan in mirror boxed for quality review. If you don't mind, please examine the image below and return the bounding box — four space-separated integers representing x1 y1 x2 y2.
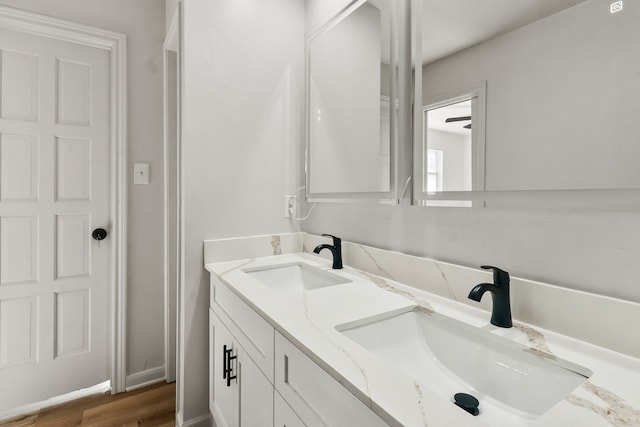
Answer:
445 115 471 129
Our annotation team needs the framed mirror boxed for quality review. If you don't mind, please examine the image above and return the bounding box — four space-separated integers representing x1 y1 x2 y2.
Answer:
305 0 405 202
413 0 640 208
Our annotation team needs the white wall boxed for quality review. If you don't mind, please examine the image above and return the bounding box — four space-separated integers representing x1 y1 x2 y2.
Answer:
179 0 303 422
0 0 167 379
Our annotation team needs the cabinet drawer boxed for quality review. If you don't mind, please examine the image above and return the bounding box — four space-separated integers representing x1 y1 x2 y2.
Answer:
211 275 274 382
275 332 388 427
209 309 236 427
274 391 305 427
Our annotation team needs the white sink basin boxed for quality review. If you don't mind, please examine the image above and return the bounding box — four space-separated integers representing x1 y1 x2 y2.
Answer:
244 262 350 292
337 307 592 425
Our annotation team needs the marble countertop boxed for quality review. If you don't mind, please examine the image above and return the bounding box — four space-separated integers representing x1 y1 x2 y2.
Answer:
205 253 640 427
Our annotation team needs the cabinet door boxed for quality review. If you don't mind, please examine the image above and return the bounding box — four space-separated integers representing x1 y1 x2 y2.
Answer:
274 391 305 427
211 308 274 427
275 332 388 427
238 348 274 427
210 309 237 427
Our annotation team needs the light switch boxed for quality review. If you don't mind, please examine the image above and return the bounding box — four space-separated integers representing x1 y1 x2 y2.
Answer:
134 163 150 185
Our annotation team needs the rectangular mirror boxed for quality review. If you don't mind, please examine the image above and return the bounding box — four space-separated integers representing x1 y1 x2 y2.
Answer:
306 0 403 202
414 0 640 208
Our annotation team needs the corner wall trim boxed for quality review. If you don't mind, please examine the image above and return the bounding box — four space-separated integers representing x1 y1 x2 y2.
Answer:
125 366 167 392
163 4 180 387
178 413 212 427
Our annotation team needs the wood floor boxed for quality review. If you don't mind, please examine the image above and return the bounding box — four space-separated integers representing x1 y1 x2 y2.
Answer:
0 382 176 427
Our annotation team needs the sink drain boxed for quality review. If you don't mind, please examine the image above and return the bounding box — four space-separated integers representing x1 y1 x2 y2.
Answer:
454 392 480 416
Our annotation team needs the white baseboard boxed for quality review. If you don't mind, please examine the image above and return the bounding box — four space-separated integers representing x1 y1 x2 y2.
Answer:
0 380 111 422
178 412 211 427
125 366 166 391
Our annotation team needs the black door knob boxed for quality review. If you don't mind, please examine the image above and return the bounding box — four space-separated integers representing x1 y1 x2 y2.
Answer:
92 228 108 241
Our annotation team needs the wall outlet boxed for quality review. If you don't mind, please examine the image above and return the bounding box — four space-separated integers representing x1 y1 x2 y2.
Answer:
284 195 297 218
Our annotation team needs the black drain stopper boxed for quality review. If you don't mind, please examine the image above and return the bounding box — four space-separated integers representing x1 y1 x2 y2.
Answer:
454 392 480 416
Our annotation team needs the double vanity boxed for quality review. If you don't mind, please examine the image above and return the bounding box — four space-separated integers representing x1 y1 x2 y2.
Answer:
205 233 640 426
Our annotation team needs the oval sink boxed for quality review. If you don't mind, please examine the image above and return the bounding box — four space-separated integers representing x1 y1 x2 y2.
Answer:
243 262 351 292
337 307 592 425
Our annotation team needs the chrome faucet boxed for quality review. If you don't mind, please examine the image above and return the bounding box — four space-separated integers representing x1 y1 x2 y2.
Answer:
313 234 343 269
468 265 512 328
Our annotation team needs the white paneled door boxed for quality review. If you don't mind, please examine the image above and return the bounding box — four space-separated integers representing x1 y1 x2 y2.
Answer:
0 26 110 410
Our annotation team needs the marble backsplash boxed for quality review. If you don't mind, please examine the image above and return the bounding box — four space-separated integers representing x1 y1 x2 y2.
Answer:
204 232 640 359
204 233 302 263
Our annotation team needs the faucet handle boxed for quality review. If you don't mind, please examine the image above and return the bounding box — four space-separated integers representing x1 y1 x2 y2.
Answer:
321 233 341 246
481 265 510 286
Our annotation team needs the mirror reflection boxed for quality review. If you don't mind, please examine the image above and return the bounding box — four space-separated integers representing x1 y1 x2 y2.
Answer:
307 0 395 198
418 0 640 196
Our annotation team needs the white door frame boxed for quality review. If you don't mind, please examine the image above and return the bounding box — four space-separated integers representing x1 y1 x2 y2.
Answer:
0 6 128 394
163 8 179 385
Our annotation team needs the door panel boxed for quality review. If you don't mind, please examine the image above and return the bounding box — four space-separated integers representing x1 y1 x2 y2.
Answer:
54 289 90 358
0 25 110 411
0 296 38 368
55 214 91 279
0 49 39 121
0 133 39 201
55 136 91 201
56 59 91 126
0 216 38 284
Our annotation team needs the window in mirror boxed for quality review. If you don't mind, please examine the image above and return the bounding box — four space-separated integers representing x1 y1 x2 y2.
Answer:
426 149 443 192
415 82 486 204
379 95 391 192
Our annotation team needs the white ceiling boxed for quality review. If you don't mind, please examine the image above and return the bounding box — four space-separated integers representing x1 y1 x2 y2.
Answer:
419 1 589 136
426 100 471 136
421 0 589 63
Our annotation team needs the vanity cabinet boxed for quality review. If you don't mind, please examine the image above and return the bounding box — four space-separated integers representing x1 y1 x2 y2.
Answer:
209 309 273 427
209 275 389 427
209 275 275 427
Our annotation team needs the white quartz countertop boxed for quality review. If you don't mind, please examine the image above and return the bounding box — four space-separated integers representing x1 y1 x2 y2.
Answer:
205 253 640 427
